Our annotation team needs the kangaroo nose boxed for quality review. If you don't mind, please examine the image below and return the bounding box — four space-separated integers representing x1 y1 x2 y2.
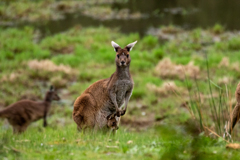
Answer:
121 61 125 65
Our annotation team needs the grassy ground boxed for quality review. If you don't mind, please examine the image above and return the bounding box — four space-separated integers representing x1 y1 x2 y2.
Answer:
1 1 240 159
0 24 240 159
0 121 239 160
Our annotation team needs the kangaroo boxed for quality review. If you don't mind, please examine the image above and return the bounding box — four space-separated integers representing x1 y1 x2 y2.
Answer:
73 41 137 130
229 82 240 134
0 86 60 133
106 113 119 131
223 82 240 140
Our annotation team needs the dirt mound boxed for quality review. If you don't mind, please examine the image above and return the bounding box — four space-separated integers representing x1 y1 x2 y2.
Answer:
120 116 154 131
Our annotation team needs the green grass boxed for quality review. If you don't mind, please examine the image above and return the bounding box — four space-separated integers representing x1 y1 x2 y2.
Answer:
1 121 239 160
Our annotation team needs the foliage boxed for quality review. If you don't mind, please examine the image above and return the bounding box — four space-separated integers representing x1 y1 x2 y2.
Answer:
1 9 240 158
0 123 239 160
212 24 225 34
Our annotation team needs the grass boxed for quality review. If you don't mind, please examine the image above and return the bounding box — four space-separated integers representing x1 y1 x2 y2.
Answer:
1 1 240 157
1 121 240 160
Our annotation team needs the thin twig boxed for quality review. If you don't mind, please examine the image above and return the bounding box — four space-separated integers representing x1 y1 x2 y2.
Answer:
203 126 230 143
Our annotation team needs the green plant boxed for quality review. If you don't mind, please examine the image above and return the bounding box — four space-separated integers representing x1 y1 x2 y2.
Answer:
228 37 240 51
153 47 164 59
212 24 224 34
142 35 158 50
185 54 231 137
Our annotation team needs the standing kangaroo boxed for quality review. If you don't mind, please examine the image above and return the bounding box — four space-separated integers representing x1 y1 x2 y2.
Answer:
0 86 60 133
73 41 137 130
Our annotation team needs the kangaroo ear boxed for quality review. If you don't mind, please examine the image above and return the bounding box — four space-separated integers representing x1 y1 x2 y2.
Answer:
125 41 137 52
111 41 120 52
50 85 54 91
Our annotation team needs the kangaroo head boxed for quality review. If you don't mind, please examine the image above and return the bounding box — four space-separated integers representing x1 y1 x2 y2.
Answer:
45 86 61 102
107 113 119 130
235 82 240 103
111 41 137 67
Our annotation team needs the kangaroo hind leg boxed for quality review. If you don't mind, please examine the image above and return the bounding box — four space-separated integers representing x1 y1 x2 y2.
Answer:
73 94 97 131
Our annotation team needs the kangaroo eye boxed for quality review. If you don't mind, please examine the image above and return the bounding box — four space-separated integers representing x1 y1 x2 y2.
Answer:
127 54 129 58
117 55 119 58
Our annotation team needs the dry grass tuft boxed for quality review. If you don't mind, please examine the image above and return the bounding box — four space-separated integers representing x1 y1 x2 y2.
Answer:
50 76 68 88
1 73 20 82
218 76 233 85
155 58 200 80
218 57 240 71
147 81 187 96
231 62 240 72
28 60 76 75
218 57 229 68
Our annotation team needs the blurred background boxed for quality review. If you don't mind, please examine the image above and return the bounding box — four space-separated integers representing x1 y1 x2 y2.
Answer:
1 0 240 159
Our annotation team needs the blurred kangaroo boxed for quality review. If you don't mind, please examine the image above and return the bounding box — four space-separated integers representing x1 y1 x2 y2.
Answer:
0 86 60 133
73 41 137 130
228 82 240 134
106 113 119 131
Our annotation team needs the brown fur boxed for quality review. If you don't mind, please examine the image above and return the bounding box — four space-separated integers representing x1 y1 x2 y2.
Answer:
0 86 60 133
73 41 137 131
229 82 240 134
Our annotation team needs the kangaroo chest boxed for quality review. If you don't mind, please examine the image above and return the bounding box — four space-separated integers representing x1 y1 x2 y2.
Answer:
115 79 132 105
100 79 132 118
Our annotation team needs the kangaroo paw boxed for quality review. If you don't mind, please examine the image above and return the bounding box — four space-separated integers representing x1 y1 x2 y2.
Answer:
116 110 121 117
120 109 126 116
